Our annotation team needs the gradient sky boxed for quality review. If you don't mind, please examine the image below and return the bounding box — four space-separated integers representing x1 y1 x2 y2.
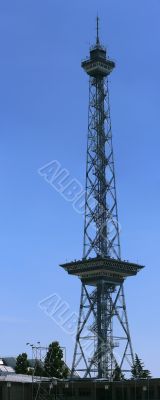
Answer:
0 0 160 376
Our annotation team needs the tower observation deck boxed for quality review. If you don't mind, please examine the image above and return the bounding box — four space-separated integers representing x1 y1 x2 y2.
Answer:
81 34 115 78
60 18 144 380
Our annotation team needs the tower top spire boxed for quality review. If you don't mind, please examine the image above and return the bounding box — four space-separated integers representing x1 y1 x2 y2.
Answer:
82 16 115 78
96 15 100 45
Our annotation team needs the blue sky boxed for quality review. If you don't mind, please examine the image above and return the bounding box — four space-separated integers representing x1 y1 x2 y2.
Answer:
0 0 160 376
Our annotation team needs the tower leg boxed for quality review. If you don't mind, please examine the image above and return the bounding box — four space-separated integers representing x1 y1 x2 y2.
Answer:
71 282 134 379
97 282 103 378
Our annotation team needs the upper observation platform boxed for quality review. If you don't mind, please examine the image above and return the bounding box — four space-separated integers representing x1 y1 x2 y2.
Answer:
60 256 144 286
81 17 115 77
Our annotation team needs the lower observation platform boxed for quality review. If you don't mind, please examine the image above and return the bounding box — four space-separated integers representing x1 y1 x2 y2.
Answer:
60 256 144 286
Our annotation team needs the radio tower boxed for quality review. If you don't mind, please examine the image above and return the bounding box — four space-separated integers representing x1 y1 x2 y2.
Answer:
60 18 144 379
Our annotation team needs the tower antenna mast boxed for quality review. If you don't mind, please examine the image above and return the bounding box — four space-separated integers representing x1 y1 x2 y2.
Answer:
96 15 100 44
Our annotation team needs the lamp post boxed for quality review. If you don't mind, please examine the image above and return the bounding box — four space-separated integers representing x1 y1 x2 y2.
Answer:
26 342 34 361
7 382 11 400
142 381 150 400
105 384 109 400
26 343 35 400
52 379 57 399
94 380 96 400
142 384 147 400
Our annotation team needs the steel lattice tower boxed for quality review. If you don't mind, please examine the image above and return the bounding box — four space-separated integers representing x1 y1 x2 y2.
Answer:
60 18 144 380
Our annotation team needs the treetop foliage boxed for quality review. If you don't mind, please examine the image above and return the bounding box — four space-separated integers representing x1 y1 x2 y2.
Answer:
15 352 29 374
131 354 151 379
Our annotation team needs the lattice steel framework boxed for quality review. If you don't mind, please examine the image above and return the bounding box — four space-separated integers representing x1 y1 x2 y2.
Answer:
31 345 50 400
83 76 120 260
31 345 64 400
71 20 134 379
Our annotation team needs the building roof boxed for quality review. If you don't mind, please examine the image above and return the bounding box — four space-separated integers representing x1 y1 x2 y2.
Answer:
0 374 59 383
3 358 16 369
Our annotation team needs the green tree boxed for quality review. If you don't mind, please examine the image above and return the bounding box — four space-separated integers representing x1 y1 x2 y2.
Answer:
113 362 125 381
34 360 45 377
131 354 151 379
44 342 69 379
15 353 29 374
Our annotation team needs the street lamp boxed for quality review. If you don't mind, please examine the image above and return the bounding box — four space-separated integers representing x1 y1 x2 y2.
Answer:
7 381 11 400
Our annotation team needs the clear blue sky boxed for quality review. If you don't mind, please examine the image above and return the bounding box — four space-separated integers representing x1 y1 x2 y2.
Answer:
0 0 160 376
